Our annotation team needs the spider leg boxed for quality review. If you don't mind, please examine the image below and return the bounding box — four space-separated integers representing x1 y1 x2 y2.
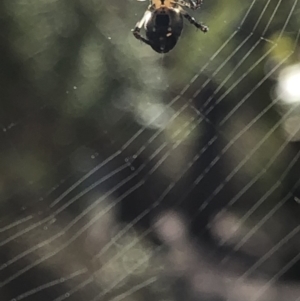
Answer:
180 8 208 32
173 0 203 10
132 10 152 46
189 0 203 10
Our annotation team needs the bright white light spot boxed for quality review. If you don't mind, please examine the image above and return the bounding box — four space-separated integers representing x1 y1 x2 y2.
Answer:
154 211 186 244
277 64 300 104
210 212 240 243
136 102 173 129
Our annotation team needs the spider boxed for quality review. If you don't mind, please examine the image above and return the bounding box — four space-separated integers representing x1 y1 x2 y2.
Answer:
132 0 208 53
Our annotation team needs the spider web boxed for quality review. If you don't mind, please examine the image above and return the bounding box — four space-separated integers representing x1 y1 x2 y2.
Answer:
1 0 300 300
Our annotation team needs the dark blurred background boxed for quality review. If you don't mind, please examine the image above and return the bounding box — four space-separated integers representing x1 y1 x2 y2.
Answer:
1 0 300 300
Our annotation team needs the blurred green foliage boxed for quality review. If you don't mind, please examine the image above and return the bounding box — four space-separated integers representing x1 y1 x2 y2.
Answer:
0 0 299 200
1 1 300 300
